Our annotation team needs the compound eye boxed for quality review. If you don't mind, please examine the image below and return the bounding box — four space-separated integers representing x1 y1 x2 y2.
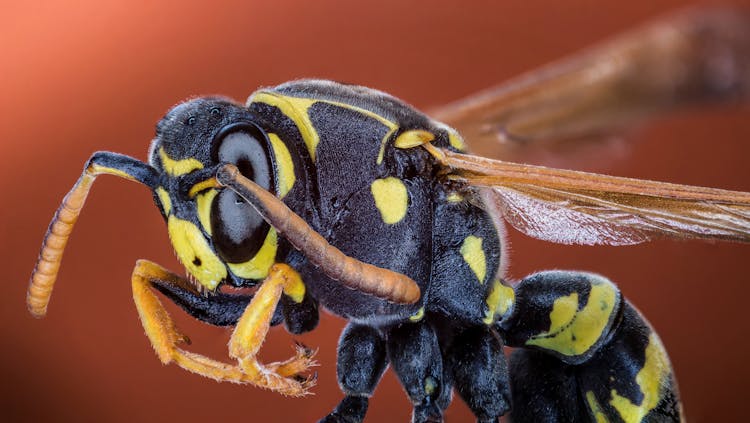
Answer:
216 130 273 191
211 125 274 263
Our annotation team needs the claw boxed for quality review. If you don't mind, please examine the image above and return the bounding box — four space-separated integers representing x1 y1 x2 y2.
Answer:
177 331 191 346
269 343 319 378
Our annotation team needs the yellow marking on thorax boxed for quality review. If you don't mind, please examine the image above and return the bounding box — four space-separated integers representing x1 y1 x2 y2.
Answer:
250 92 320 160
268 133 295 198
446 192 463 203
370 177 409 224
313 101 396 165
383 129 435 165
159 147 203 176
409 307 425 322
90 164 137 181
424 377 437 395
227 229 278 280
586 391 611 423
196 189 218 236
609 334 670 423
250 90 399 165
460 236 487 283
483 280 515 324
526 280 617 356
394 129 435 149
448 130 467 151
155 187 172 215
167 216 226 290
281 266 306 303
375 126 399 165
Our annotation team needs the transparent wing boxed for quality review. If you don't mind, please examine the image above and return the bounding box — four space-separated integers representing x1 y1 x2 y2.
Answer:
444 150 750 246
431 8 750 160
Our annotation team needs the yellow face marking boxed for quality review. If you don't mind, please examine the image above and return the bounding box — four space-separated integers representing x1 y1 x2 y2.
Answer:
89 164 137 181
448 131 467 151
155 187 172 215
281 266 306 303
227 229 278 280
393 129 435 149
188 177 221 198
483 280 515 324
409 307 425 322
167 216 227 290
159 147 204 176
370 177 409 224
461 236 487 283
268 133 295 198
609 334 670 423
196 189 218 236
586 391 611 423
526 279 618 356
250 92 320 161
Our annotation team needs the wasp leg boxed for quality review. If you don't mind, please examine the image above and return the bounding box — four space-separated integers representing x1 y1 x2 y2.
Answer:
386 320 448 423
319 323 388 423
443 325 510 423
152 274 319 333
500 271 681 422
152 280 280 327
279 288 320 334
132 260 316 396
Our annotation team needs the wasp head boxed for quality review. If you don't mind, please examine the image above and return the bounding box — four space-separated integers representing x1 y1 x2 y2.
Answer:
149 98 278 292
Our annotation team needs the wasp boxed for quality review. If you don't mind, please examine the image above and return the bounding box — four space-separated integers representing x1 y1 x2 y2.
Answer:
26 9 750 423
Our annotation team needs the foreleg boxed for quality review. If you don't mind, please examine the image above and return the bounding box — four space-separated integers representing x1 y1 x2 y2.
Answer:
131 260 316 396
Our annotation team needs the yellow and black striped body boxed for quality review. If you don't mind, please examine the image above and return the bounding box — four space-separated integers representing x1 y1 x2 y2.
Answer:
501 271 681 422
115 80 680 422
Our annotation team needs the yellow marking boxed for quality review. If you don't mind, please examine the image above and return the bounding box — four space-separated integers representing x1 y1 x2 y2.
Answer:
227 229 278 280
526 280 617 356
167 216 227 290
90 164 137 181
409 307 425 322
460 236 487 283
268 133 295 198
188 177 220 198
250 90 399 165
250 92 319 160
448 131 467 151
483 280 515 325
424 377 437 396
446 192 463 203
370 177 409 224
281 266 305 303
156 187 172 215
586 391 611 423
393 129 435 149
375 127 399 165
159 147 203 176
196 189 218 236
609 334 670 423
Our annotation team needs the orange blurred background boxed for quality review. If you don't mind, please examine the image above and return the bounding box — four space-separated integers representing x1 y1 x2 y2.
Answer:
2 1 749 421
